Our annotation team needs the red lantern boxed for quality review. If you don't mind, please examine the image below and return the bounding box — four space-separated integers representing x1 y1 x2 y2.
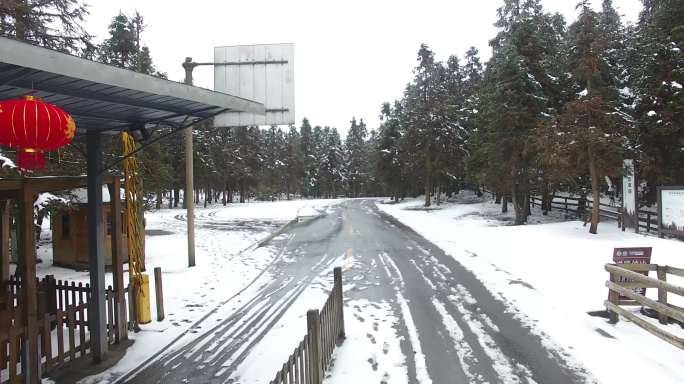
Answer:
0 96 76 170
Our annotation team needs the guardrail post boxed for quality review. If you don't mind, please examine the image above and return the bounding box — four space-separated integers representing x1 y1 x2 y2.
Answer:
657 266 668 324
607 271 620 323
333 267 345 340
307 309 322 384
154 267 164 321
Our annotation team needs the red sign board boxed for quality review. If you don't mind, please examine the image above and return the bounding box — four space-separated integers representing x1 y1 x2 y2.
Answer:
613 247 652 298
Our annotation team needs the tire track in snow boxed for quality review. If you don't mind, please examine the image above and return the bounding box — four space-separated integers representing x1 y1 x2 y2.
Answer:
379 251 434 384
407 244 537 384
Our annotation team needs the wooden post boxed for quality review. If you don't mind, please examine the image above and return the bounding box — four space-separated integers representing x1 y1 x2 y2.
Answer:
307 309 322 384
657 266 668 324
18 187 40 384
109 177 127 341
154 267 164 321
333 267 345 340
607 272 620 324
0 200 10 284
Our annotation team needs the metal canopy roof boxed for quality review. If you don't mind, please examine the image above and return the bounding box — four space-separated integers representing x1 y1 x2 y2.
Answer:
0 37 265 133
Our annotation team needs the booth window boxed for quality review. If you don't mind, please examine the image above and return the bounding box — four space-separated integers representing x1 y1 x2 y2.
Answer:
61 214 71 239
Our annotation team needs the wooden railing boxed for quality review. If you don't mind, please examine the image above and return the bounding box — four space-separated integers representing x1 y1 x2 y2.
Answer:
604 263 684 349
519 193 658 233
0 277 127 382
269 267 346 384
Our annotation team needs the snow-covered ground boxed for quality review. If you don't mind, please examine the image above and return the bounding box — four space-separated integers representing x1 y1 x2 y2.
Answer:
22 199 338 383
378 194 684 384
22 194 684 383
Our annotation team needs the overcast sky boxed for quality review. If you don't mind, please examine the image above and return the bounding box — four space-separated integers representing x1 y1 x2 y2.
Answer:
84 0 642 135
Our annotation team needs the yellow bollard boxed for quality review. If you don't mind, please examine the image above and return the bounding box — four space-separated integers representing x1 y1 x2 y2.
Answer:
136 273 152 324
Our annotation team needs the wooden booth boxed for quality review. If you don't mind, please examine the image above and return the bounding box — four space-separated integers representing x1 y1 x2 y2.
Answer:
0 176 129 384
51 187 128 269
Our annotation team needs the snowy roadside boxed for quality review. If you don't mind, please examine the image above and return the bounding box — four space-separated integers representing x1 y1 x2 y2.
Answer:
20 199 338 383
228 250 410 384
377 195 684 384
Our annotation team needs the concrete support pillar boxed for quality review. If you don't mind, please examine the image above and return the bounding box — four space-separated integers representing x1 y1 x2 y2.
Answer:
87 132 107 363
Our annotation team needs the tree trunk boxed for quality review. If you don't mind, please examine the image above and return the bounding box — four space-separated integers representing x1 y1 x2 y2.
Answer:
156 190 162 210
495 193 502 204
14 6 26 41
173 187 180 208
588 147 600 234
501 194 508 213
511 166 527 225
35 208 45 243
424 151 432 208
541 181 551 215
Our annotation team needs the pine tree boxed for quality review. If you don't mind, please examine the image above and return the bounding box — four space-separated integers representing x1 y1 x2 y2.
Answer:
98 11 166 77
0 0 93 55
402 44 453 207
376 102 404 200
474 0 551 224
633 0 684 193
558 1 628 234
345 117 369 197
300 118 317 197
283 125 304 199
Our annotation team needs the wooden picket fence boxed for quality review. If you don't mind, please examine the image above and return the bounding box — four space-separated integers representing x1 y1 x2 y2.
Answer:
0 276 126 383
605 263 684 349
269 267 346 384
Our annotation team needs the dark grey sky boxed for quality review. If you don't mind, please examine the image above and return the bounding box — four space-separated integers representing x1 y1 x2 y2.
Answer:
85 0 642 133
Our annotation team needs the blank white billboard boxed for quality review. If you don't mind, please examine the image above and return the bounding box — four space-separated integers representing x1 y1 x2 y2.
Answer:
661 189 684 233
214 43 294 126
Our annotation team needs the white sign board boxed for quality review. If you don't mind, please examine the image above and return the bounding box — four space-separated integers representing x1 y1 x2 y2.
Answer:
214 43 294 126
660 189 684 234
622 159 636 215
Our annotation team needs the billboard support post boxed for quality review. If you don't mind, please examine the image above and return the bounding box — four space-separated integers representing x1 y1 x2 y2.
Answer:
180 47 292 267
182 57 197 268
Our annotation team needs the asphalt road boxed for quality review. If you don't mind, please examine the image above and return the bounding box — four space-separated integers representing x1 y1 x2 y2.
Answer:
122 199 589 384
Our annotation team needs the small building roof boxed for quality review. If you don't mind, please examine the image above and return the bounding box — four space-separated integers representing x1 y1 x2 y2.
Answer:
0 37 265 133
